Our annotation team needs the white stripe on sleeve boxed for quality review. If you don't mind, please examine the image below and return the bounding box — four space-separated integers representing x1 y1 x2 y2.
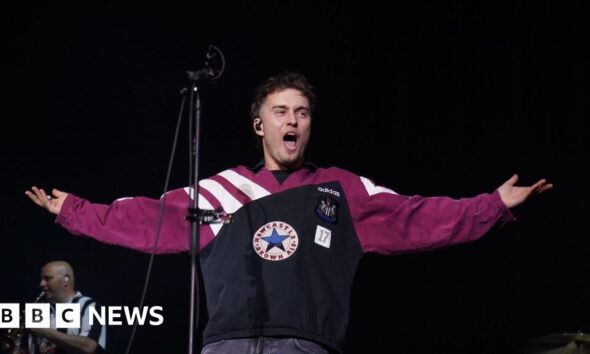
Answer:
360 176 398 196
217 169 271 200
198 179 243 214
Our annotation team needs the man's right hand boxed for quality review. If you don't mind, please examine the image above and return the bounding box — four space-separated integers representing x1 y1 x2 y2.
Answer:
25 186 68 216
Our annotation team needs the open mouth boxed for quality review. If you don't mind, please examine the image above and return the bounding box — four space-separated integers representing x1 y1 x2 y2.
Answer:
283 133 298 150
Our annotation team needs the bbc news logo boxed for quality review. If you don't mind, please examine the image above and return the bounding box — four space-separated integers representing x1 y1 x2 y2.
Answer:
0 304 164 328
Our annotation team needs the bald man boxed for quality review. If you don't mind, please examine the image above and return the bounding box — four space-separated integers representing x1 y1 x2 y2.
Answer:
26 261 106 354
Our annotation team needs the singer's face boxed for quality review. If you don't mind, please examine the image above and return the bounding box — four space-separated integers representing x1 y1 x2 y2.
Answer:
256 88 311 171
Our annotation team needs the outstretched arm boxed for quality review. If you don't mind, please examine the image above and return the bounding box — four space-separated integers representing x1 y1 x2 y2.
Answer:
24 186 203 254
343 168 553 255
497 174 553 209
25 186 68 215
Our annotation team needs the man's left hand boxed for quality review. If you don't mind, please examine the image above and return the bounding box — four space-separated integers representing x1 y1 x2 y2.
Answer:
497 174 553 208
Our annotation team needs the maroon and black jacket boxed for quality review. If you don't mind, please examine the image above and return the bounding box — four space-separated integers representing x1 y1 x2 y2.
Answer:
56 164 513 352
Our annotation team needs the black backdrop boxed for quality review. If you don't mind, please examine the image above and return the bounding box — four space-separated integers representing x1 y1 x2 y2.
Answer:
1 2 587 353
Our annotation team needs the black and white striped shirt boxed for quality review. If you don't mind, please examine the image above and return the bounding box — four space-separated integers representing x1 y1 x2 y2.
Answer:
28 291 106 354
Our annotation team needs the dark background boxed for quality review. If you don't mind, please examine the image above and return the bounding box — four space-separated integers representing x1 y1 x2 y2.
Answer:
1 1 587 353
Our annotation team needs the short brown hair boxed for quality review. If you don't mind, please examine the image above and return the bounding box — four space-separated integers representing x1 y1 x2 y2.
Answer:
249 71 317 120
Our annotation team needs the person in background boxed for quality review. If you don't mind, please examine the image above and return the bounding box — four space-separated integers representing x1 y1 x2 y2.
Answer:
26 261 106 354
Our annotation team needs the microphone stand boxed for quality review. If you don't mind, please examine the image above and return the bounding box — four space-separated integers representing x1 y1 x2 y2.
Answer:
182 45 227 354
185 80 202 354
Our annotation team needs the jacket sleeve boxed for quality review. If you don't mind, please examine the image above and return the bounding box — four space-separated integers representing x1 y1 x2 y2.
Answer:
345 175 515 254
55 188 217 254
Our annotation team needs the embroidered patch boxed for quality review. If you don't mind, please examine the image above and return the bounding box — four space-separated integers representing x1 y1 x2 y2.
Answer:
314 225 332 248
315 196 339 224
252 221 299 261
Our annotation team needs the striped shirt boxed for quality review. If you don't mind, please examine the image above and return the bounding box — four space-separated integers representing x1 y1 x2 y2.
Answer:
28 291 106 354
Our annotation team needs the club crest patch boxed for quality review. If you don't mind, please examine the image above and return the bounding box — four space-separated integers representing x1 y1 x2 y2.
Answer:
315 196 339 224
252 221 299 261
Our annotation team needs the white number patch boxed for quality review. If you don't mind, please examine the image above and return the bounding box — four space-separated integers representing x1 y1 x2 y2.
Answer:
314 225 332 248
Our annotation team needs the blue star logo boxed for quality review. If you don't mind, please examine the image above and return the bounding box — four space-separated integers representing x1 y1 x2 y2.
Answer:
262 228 289 252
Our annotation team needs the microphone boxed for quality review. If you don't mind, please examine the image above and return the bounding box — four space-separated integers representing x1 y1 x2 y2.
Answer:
187 45 225 83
